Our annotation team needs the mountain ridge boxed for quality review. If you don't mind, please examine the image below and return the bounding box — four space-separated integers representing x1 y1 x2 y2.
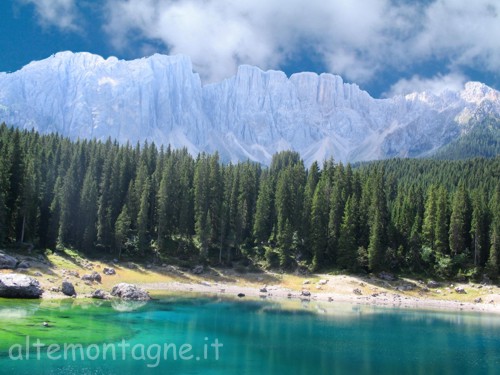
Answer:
0 51 499 165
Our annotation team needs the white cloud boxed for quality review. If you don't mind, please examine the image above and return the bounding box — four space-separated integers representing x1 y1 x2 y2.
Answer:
103 0 500 89
385 73 468 97
414 0 500 72
19 0 80 31
104 0 396 83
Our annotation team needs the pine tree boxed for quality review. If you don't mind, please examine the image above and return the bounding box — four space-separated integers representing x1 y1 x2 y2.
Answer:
470 189 489 267
253 172 273 243
486 184 500 278
302 161 319 255
310 175 330 270
367 169 388 272
449 182 471 256
337 196 359 270
422 185 437 250
434 186 449 254
80 169 98 252
115 204 131 257
194 154 211 258
137 177 152 253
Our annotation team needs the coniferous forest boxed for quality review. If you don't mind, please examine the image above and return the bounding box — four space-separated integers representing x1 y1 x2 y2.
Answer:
1 123 499 280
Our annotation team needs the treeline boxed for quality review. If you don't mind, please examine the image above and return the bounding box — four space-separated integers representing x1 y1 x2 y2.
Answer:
1 124 499 279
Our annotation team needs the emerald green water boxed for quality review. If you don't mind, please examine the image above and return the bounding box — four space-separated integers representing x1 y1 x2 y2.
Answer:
1 296 500 374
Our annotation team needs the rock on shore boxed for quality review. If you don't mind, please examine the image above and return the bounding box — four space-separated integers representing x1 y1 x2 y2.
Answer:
0 274 43 298
0 251 19 269
110 283 151 301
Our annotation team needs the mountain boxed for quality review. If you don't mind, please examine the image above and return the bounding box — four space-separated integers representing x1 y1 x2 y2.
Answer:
1 51 499 165
432 117 500 160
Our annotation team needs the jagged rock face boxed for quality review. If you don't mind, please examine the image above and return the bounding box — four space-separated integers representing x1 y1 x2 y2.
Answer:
0 52 499 165
0 274 43 298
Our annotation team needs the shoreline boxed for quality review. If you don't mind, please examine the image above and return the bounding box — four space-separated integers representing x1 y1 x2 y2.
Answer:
1 249 500 316
140 279 500 315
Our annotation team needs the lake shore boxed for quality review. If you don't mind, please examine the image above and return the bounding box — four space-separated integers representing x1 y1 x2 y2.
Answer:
2 249 500 315
141 276 500 315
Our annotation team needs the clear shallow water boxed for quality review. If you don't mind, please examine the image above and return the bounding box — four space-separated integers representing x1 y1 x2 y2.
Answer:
1 296 500 374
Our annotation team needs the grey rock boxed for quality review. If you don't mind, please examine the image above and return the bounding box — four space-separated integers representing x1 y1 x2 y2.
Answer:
378 272 396 281
237 293 245 298
61 281 76 296
455 287 467 294
91 289 110 300
110 283 151 301
427 280 440 288
103 267 116 275
396 283 416 292
17 261 31 269
301 290 311 297
0 274 43 298
0 251 18 269
353 288 362 295
81 271 102 283
63 270 80 278
259 287 268 293
474 297 482 303
192 265 204 275
318 279 328 285
33 271 43 277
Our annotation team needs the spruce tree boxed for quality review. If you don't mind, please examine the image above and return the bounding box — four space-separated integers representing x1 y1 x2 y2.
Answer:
337 196 359 270
449 182 471 256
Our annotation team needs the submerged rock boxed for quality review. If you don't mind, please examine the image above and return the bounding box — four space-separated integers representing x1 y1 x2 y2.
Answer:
0 251 18 269
110 283 151 301
61 281 76 297
111 299 148 312
0 274 43 298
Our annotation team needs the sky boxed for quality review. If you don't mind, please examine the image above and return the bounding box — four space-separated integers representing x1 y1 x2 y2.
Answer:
0 0 499 98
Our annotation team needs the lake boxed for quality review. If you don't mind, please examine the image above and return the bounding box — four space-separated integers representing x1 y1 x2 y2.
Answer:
0 296 499 374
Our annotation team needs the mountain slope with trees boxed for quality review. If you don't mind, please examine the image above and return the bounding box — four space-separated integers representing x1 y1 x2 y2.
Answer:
1 123 499 280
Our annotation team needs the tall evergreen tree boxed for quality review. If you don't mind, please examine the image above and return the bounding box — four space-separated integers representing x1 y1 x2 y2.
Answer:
434 186 449 254
486 184 500 278
337 196 359 270
422 185 437 250
367 169 388 272
449 182 471 256
470 189 489 266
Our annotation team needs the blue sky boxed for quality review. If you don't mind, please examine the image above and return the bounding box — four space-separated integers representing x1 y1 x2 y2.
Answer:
1 0 499 98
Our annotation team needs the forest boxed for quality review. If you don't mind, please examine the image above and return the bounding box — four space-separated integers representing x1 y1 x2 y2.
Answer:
1 123 499 280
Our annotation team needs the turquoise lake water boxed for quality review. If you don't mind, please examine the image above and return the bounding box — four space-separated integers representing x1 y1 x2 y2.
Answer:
1 296 500 374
